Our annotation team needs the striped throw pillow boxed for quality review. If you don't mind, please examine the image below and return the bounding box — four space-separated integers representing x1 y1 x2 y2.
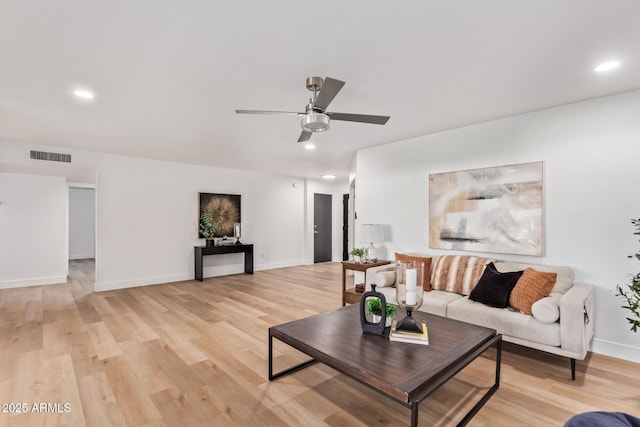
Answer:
431 255 495 295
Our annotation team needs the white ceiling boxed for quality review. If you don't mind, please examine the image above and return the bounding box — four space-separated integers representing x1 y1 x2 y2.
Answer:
1 1 639 180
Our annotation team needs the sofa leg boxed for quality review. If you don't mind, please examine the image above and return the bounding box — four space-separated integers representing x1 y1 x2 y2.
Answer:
570 358 576 381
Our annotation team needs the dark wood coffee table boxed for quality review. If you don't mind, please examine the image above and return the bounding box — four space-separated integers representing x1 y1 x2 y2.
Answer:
269 304 501 426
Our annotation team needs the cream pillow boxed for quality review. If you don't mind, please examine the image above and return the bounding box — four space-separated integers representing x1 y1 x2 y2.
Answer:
374 271 397 288
531 293 562 323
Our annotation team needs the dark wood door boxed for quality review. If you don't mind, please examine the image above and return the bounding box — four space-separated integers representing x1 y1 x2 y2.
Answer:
342 193 349 261
314 193 332 263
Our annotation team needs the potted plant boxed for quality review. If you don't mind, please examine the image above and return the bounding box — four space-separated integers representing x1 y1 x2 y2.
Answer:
199 211 222 245
367 298 397 327
350 247 365 263
616 218 640 332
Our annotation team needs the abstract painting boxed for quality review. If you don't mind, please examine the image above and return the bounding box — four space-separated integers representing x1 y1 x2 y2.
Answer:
198 193 241 238
429 162 543 256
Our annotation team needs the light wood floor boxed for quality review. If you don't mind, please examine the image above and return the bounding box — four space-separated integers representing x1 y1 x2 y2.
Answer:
0 260 638 426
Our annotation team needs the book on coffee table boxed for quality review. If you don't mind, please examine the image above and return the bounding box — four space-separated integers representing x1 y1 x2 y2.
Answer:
389 320 429 345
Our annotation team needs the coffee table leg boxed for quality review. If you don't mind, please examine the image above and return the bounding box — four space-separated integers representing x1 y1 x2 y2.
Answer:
410 401 419 427
268 330 317 381
456 336 502 426
495 338 502 387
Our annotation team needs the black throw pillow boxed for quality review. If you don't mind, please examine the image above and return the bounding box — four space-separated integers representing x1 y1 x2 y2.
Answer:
469 262 524 308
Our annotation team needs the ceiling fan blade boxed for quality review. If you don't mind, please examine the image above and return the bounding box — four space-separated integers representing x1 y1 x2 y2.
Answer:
235 109 303 116
327 112 390 125
313 78 345 112
297 131 312 142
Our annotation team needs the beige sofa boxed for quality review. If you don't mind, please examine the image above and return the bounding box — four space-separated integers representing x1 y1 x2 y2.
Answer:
365 255 595 380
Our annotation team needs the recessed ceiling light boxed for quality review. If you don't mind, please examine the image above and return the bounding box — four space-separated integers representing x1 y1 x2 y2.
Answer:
322 174 336 180
304 143 315 150
594 60 621 73
71 87 96 102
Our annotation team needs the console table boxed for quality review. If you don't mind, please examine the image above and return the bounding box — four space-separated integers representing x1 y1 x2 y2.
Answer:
194 244 254 281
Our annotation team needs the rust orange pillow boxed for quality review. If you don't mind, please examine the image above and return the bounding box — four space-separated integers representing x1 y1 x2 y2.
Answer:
509 267 557 315
394 253 432 291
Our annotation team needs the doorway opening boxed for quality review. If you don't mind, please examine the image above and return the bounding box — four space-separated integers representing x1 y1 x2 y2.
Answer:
68 185 96 292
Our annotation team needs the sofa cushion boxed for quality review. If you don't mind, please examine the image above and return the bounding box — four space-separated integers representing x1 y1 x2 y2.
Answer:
374 271 396 288
447 297 561 347
509 267 557 315
395 253 432 291
531 293 562 323
495 262 573 294
469 262 523 308
431 255 494 295
417 290 463 317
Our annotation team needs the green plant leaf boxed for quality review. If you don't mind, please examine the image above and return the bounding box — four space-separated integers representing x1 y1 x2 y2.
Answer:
366 299 396 317
617 218 640 333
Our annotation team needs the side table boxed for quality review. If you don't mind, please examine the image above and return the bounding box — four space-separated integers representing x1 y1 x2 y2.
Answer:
341 260 392 306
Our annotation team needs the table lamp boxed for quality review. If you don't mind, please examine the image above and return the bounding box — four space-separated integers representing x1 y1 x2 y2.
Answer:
360 224 383 262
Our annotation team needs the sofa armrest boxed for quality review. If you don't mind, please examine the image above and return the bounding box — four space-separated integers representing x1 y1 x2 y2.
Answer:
559 282 595 360
365 264 396 291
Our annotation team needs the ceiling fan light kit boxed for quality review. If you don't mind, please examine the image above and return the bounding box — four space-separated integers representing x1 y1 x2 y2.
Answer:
301 113 330 132
236 76 390 142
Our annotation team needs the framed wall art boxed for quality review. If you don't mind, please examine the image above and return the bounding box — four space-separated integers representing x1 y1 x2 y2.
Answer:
198 193 241 238
429 161 543 256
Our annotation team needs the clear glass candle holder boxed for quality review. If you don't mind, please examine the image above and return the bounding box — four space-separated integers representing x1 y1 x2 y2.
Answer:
395 260 425 333
234 222 242 245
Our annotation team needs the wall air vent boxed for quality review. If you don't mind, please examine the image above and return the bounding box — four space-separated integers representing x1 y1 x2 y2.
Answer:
30 150 72 163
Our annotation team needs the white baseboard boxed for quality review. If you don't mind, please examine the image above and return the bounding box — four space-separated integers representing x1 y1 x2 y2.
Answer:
299 258 343 265
255 259 307 271
0 275 67 289
95 273 192 292
69 253 95 260
94 259 308 292
592 338 640 363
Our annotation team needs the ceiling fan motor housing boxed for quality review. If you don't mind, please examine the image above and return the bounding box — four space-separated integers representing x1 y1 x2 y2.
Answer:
306 76 324 92
301 113 330 133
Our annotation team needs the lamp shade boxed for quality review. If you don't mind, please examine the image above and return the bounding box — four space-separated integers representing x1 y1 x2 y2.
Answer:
360 224 383 243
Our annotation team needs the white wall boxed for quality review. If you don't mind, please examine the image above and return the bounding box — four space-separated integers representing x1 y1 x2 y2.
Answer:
0 141 308 291
0 172 68 288
355 89 640 363
68 187 95 260
94 154 306 290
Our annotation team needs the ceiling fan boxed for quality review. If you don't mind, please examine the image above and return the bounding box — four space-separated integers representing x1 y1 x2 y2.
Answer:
236 76 390 142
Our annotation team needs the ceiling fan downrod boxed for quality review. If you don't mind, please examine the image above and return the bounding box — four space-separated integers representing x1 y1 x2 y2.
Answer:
302 76 330 132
